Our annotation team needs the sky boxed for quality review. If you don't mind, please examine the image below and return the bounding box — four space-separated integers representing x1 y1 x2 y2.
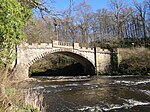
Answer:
54 0 144 12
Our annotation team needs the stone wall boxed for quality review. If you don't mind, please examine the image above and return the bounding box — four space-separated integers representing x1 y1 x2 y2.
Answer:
96 48 111 73
15 41 112 79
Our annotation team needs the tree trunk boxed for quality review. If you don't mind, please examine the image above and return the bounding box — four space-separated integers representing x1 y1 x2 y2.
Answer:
0 65 9 84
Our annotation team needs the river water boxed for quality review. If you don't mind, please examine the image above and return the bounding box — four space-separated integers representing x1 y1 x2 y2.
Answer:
28 75 150 112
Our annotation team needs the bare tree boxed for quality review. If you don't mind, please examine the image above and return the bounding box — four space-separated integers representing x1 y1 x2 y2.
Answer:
74 1 92 43
109 0 128 39
133 0 148 38
24 18 54 43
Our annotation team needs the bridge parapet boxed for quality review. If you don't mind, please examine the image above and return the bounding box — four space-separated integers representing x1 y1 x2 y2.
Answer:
96 47 110 54
52 40 73 48
18 41 110 54
74 43 80 48
52 40 94 52
58 41 72 46
79 47 94 52
19 43 53 48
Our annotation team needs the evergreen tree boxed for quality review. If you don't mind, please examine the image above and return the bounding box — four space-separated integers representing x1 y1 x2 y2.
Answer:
0 0 32 82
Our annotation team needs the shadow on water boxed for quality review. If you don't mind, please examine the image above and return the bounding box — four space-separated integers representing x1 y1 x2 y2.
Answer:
31 63 91 77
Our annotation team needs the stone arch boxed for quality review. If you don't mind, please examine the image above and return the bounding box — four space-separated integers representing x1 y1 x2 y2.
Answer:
28 48 95 75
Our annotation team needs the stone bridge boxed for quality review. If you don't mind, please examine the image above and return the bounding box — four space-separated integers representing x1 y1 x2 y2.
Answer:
15 40 111 79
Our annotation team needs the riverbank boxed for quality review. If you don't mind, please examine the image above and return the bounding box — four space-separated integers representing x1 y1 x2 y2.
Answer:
0 79 42 112
117 47 150 75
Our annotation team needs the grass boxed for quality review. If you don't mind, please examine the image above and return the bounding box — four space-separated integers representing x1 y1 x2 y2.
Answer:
0 84 41 112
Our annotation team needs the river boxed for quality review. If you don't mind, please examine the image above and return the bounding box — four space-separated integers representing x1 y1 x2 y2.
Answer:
27 75 150 112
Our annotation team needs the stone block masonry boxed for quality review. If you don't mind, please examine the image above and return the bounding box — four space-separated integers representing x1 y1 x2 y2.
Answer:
14 40 112 79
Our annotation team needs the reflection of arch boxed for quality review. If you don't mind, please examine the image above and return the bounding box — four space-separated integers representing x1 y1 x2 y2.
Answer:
28 48 95 75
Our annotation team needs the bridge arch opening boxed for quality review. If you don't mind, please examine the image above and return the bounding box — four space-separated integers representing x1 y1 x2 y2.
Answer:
29 51 95 77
